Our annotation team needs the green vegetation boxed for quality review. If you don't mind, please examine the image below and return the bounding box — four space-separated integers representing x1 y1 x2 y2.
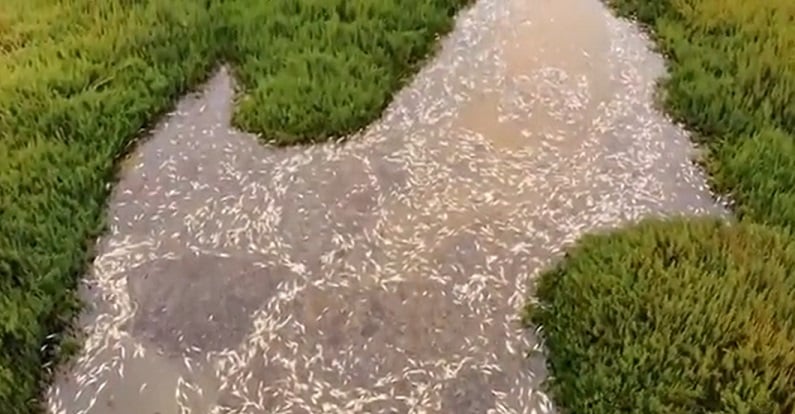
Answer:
528 219 795 413
0 0 468 411
526 0 795 412
223 0 466 144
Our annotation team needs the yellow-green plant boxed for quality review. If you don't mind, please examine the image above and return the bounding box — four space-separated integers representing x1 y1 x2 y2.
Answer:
0 0 469 411
528 0 795 412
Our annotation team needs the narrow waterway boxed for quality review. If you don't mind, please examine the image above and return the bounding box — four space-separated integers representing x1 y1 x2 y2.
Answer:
47 0 722 412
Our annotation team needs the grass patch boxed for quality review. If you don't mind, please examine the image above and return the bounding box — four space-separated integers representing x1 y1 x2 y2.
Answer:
0 0 469 411
526 0 795 412
222 0 468 144
612 0 795 229
528 219 795 412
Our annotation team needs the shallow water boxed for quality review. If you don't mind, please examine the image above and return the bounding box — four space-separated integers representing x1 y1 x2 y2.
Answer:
47 0 722 412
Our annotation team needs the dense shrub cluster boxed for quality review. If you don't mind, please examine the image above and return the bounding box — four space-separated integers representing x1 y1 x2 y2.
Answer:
527 0 795 412
613 0 795 229
222 0 468 144
0 0 468 411
528 219 795 413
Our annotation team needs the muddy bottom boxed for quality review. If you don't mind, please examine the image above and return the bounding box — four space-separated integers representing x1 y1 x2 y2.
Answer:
47 0 722 413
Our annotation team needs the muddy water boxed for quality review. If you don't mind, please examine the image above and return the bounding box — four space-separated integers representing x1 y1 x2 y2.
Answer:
47 0 722 413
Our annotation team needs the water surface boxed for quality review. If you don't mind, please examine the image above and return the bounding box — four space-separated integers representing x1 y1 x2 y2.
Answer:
48 0 721 412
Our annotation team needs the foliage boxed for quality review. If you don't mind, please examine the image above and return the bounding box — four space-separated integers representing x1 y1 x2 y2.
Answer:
610 0 795 228
0 0 468 411
221 0 469 144
528 219 795 413
528 0 795 412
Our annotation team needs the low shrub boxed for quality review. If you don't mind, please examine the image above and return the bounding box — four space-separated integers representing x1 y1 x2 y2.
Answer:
0 0 469 411
609 0 795 228
527 219 795 413
528 0 795 412
222 0 470 144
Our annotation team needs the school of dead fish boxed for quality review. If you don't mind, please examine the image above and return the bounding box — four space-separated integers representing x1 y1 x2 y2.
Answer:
46 0 723 413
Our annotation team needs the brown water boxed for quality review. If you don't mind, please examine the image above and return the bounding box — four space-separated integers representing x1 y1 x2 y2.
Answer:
47 0 722 413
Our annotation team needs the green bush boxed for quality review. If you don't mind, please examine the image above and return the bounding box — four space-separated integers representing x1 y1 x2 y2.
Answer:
0 2 218 411
527 0 795 412
0 0 469 411
528 219 795 413
609 0 795 228
222 0 468 144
